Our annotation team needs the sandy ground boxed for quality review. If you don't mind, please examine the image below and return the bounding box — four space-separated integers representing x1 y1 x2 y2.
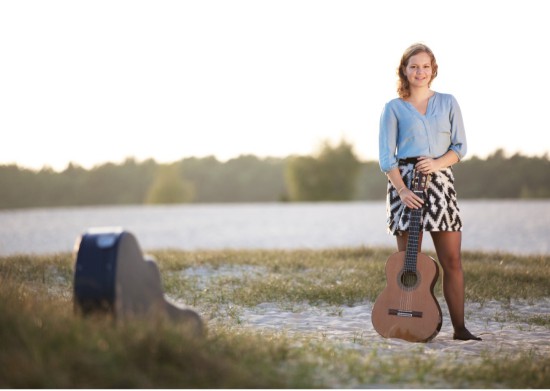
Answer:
182 264 549 363
232 298 550 361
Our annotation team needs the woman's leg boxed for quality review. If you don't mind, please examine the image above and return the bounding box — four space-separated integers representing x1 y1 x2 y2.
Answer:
430 231 481 341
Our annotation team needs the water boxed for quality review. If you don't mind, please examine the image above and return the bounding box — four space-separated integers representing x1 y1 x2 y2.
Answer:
1 200 549 256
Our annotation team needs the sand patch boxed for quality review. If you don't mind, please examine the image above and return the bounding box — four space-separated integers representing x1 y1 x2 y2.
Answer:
220 298 550 362
179 264 549 361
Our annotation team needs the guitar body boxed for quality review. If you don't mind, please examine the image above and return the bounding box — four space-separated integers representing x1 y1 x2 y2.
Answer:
372 250 442 342
372 170 442 342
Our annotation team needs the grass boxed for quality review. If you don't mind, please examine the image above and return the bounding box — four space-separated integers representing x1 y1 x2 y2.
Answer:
1 247 549 388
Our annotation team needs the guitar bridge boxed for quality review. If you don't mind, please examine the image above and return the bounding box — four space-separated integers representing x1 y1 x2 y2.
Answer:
388 309 423 318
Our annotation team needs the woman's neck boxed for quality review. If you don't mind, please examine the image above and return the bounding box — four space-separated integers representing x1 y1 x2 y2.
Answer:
407 87 434 103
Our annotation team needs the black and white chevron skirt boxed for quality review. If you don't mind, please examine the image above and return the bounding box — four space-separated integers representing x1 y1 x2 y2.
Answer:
386 161 463 235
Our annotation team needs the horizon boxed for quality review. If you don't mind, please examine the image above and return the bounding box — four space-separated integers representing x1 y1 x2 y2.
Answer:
3 145 546 173
2 0 549 172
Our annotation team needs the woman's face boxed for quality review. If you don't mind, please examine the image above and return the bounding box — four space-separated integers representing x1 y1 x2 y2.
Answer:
404 52 433 89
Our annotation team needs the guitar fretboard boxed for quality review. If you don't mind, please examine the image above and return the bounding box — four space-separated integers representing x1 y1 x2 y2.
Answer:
404 190 424 272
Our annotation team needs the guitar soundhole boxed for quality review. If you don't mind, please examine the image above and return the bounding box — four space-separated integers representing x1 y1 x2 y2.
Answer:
400 270 419 289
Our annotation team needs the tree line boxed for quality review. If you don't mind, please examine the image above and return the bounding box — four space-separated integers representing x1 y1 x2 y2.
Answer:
1 143 549 209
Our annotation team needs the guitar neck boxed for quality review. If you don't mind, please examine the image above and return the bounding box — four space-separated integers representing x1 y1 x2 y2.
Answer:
404 191 424 272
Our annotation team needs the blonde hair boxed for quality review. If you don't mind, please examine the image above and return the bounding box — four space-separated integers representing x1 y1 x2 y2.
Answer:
397 43 438 99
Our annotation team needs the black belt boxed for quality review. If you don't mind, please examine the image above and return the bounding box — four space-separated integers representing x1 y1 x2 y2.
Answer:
399 157 420 165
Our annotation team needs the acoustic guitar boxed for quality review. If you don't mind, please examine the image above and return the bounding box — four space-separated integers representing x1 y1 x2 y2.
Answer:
371 171 442 342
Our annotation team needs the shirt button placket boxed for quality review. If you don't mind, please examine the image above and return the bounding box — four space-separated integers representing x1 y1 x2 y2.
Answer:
423 117 433 156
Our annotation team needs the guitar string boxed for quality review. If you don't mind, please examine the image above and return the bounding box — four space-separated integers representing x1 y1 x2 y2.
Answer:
400 189 424 314
410 198 422 313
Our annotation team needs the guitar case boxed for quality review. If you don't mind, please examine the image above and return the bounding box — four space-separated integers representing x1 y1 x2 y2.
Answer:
73 228 203 335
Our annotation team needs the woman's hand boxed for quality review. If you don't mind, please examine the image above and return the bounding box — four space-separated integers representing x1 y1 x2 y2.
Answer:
415 156 440 174
387 167 424 209
399 188 424 209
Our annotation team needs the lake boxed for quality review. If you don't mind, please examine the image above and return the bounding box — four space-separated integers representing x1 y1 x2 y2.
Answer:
1 200 549 256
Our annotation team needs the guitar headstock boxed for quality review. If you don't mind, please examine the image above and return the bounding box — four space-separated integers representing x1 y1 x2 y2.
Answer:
412 170 430 193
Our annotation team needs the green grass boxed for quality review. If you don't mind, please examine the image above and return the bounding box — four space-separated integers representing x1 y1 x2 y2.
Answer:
1 247 549 388
154 247 550 309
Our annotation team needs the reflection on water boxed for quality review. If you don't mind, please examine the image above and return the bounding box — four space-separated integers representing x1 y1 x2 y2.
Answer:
0 200 549 256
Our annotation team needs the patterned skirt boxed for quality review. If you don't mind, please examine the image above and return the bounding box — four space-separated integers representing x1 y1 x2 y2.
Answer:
386 160 463 235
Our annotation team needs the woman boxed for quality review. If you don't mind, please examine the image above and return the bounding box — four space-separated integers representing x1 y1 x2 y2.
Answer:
378 43 481 341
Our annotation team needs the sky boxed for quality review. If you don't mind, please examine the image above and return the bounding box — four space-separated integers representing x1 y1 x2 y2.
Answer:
1 0 549 171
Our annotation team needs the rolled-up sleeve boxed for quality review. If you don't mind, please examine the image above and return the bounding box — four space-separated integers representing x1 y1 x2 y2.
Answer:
448 95 467 160
379 103 399 173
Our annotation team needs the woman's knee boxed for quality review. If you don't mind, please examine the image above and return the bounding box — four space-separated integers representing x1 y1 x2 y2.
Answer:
439 254 463 274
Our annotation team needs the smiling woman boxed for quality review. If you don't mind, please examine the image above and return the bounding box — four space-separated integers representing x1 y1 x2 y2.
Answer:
378 43 480 341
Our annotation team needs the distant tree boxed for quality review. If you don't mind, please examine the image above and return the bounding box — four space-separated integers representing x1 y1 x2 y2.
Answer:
0 165 36 208
177 156 223 202
145 164 195 204
286 139 361 201
354 161 388 200
178 155 287 202
2 147 550 209
285 155 320 201
454 149 550 199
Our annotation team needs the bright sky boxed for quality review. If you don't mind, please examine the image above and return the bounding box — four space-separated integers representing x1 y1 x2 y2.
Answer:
1 0 549 171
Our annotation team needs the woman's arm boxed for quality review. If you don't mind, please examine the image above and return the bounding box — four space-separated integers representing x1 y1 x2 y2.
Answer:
386 167 424 210
415 150 460 174
379 103 400 173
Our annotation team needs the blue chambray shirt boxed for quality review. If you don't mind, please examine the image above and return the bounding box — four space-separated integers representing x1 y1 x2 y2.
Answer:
378 92 467 173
